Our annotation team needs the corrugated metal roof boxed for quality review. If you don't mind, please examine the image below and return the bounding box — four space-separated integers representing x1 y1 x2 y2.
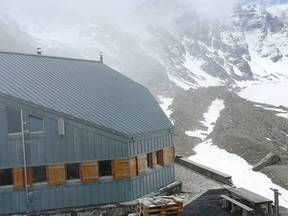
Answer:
0 52 172 135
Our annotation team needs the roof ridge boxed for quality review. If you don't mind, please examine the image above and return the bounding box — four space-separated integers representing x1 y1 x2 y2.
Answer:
0 50 102 64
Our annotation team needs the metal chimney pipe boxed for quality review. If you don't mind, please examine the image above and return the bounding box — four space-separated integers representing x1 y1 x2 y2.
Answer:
100 52 103 63
37 47 42 55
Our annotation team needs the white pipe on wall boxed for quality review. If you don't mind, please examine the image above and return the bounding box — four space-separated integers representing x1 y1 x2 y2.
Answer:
20 109 30 208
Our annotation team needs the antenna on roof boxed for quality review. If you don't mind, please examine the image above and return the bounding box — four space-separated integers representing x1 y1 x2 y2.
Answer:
99 52 103 64
37 47 42 55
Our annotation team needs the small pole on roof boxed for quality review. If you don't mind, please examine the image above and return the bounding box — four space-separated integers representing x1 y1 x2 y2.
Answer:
99 51 103 63
37 47 42 55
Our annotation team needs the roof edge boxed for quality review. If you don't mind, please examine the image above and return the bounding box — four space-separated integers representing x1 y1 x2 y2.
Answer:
0 50 102 64
129 127 174 139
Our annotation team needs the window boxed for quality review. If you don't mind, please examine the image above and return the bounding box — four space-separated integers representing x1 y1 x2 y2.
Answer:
0 169 13 186
156 150 164 166
67 164 80 180
29 115 43 132
147 152 156 169
99 160 112 177
7 108 21 133
33 166 46 183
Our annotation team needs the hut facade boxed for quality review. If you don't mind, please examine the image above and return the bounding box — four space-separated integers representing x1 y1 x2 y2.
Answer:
0 52 175 214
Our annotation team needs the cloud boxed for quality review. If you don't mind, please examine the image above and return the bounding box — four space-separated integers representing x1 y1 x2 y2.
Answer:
181 0 237 20
0 0 236 23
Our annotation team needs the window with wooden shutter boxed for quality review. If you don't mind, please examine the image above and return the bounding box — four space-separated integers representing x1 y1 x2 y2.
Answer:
112 158 138 179
129 158 137 177
163 147 175 166
147 152 157 169
137 155 147 176
13 167 33 189
156 150 164 166
13 168 24 189
112 160 130 179
80 162 99 183
47 165 66 186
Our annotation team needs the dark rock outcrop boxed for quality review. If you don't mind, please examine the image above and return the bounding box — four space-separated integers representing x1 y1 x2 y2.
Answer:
253 152 281 171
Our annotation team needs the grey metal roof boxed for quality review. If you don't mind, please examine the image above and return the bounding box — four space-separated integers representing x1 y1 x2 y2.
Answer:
0 52 172 135
228 188 273 204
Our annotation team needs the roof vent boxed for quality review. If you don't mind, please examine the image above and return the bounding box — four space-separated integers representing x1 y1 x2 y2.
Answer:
37 47 42 55
99 52 103 63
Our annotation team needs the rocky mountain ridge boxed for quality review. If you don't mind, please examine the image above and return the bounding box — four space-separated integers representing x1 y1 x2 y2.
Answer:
1 1 288 91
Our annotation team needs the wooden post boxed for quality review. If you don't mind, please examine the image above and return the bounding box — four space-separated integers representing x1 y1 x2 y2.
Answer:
268 203 272 216
270 188 281 216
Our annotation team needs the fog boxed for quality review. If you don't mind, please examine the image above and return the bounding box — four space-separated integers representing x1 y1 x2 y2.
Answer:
0 0 238 88
0 0 237 23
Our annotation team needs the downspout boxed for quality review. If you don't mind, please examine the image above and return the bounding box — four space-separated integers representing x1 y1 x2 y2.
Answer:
20 109 30 209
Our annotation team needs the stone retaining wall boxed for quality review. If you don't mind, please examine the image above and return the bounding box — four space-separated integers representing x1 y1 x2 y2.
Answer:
175 156 233 186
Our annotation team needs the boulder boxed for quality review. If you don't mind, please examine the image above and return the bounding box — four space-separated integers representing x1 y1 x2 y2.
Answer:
253 152 281 171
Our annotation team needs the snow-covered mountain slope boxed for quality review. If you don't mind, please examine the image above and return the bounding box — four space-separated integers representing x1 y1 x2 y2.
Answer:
1 1 288 91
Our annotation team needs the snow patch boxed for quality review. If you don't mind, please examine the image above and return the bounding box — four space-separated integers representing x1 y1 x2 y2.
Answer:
158 95 174 120
239 80 288 108
254 104 288 119
277 113 288 119
185 99 225 140
184 53 224 88
167 73 192 91
189 140 288 208
267 4 288 17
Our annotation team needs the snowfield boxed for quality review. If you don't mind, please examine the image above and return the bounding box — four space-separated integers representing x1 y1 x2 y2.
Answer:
239 80 288 108
187 99 288 208
185 99 225 140
189 139 288 208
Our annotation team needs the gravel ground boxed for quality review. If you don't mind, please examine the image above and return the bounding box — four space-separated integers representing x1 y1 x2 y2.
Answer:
175 164 224 204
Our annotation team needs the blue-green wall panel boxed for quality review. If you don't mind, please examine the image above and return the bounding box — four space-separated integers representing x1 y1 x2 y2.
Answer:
0 98 131 168
0 96 175 215
0 165 175 215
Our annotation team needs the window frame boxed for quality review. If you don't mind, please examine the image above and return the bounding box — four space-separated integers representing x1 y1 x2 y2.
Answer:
98 160 112 177
32 166 47 185
156 150 164 167
6 107 22 135
147 152 156 169
28 114 45 134
66 163 80 181
0 168 13 187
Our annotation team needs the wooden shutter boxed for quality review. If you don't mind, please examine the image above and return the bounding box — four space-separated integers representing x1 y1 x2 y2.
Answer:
112 160 130 179
26 168 33 187
129 158 137 177
137 155 147 176
47 165 66 186
13 168 33 189
80 162 99 183
112 158 138 179
163 147 175 166
13 168 24 189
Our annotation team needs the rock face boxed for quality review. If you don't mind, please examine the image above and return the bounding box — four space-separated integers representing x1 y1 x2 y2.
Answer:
253 152 281 171
1 1 288 90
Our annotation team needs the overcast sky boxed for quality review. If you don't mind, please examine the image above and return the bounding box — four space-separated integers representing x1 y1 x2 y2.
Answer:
0 0 237 23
